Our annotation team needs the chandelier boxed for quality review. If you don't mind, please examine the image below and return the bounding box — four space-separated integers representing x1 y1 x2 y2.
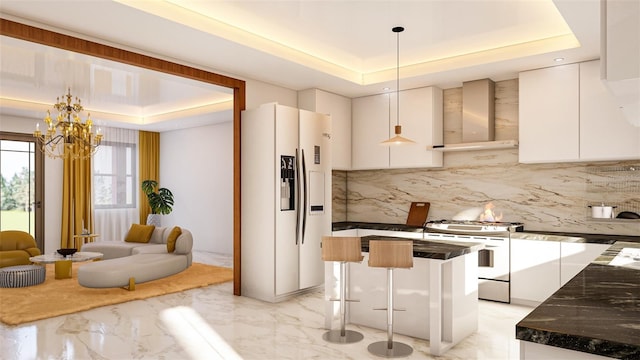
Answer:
33 89 103 159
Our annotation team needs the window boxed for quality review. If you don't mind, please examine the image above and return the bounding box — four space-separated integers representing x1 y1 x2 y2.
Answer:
93 136 137 209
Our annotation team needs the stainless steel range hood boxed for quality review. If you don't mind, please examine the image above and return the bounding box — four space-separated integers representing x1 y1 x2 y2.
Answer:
429 79 518 152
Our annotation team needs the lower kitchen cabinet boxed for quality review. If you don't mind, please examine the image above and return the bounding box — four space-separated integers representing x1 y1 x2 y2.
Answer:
511 239 561 306
512 238 611 305
560 242 611 286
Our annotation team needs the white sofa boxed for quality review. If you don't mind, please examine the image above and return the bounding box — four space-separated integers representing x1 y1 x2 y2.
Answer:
78 226 193 289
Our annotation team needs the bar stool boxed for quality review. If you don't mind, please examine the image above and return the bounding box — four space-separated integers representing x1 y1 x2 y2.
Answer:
321 236 365 344
367 239 414 358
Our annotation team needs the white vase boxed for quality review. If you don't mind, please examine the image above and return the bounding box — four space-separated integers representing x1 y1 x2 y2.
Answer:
146 214 162 227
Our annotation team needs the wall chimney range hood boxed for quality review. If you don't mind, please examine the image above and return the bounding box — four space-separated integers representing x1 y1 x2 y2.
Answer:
429 79 519 152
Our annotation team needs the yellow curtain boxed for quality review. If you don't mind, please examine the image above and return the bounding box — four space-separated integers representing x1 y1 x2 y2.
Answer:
60 144 94 249
139 131 160 224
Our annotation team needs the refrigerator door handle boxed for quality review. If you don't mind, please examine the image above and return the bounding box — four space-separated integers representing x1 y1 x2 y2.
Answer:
301 148 308 244
295 148 301 245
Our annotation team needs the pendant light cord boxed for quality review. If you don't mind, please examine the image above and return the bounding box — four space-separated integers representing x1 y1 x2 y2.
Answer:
396 28 400 127
393 26 404 127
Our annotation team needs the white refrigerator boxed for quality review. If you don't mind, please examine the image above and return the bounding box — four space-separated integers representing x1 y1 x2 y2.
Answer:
241 103 331 302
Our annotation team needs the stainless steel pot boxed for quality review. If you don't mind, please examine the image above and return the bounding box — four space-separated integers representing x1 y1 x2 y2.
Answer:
589 204 617 219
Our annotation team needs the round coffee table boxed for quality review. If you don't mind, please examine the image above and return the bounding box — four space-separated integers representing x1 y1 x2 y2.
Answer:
30 252 103 279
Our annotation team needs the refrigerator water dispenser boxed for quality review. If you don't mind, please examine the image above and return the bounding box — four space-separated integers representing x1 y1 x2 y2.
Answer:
280 155 295 211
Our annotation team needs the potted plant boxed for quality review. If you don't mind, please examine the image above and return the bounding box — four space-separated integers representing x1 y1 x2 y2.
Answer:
141 179 174 226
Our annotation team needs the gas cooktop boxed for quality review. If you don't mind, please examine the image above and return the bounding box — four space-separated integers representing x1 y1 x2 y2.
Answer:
425 220 524 233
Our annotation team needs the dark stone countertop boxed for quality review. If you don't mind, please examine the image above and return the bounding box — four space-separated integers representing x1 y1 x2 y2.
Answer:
512 231 640 245
516 242 640 359
360 235 484 260
333 221 640 244
332 221 424 233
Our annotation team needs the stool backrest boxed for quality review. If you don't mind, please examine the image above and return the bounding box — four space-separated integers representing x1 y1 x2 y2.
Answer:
322 236 363 262
368 240 413 269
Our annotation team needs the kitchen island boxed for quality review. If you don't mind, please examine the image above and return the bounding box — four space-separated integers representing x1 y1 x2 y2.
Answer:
516 241 640 359
324 235 483 356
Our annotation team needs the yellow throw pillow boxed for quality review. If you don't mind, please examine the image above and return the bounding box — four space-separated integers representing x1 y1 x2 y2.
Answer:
124 224 155 243
166 226 182 253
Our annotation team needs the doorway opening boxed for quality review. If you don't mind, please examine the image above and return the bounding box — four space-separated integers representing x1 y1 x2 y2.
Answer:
0 132 44 251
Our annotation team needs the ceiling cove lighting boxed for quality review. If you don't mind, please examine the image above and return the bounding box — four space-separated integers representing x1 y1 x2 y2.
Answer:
33 89 103 159
381 26 415 146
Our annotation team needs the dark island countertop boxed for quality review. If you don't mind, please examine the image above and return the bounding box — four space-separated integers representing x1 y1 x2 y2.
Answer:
516 242 640 359
360 235 483 260
333 221 424 233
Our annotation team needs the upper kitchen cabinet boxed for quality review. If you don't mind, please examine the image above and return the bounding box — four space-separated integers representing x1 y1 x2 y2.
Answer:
519 60 640 164
580 61 640 161
298 89 352 170
601 0 640 127
519 63 580 163
352 86 443 170
352 92 390 169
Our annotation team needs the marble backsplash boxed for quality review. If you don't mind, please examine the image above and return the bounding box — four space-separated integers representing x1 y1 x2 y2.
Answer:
333 79 640 236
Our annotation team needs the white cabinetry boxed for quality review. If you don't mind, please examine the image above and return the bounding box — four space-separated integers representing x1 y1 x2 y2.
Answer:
560 242 610 286
352 93 390 169
511 239 560 305
299 89 352 169
512 237 610 305
389 87 443 168
352 87 443 170
519 64 579 163
579 61 640 161
601 0 640 126
519 60 640 164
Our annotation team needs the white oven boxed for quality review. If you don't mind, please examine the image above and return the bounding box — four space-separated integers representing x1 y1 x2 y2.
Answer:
424 220 523 303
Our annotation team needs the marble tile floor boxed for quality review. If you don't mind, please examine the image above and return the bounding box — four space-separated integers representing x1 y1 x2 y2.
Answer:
1 251 533 360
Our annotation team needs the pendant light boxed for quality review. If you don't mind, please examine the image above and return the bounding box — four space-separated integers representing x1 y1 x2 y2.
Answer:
381 26 415 146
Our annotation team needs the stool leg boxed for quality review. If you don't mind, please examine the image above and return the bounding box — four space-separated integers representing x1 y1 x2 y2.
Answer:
322 261 363 344
339 261 347 337
386 268 394 349
368 268 413 358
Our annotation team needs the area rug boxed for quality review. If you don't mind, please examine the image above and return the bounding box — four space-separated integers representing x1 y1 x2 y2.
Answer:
0 262 233 326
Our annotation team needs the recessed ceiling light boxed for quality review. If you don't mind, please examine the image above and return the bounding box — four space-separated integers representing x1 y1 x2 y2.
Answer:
554 57 565 62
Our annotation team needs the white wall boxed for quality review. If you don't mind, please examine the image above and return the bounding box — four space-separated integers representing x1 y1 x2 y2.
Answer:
1 78 299 256
245 78 298 109
1 115 63 254
156 78 297 255
160 121 234 254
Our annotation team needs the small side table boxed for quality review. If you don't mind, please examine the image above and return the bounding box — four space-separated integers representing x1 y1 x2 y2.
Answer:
30 252 103 279
74 234 99 250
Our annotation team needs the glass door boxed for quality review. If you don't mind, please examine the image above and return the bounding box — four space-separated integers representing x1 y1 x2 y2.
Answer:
0 132 44 251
